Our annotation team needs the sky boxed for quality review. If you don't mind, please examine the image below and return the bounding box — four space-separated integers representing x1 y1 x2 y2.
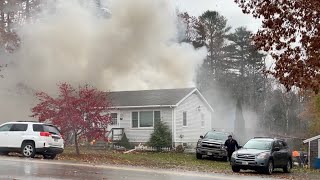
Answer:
173 0 262 32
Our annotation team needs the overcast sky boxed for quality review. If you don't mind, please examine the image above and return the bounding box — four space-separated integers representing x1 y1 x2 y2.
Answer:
173 0 262 32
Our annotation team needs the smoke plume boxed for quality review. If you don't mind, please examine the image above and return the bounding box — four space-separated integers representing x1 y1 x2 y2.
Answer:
0 0 206 121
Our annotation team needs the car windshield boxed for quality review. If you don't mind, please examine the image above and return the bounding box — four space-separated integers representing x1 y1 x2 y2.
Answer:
204 132 228 141
44 125 61 135
243 139 272 150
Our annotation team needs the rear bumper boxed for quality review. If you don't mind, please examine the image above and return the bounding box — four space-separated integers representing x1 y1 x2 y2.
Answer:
36 147 64 155
196 147 227 157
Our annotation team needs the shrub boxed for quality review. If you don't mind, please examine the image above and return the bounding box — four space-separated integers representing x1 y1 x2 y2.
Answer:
117 133 132 149
175 145 185 153
148 121 172 151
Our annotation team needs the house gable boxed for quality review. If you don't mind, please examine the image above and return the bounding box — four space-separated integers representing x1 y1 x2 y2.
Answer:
175 89 214 113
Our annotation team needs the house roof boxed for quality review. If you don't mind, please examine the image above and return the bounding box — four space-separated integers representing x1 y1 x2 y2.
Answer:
108 88 196 108
303 134 320 143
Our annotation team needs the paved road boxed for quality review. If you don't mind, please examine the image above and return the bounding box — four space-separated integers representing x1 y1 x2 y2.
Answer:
0 156 279 180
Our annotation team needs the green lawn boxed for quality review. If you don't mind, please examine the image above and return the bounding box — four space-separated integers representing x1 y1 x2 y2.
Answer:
58 147 230 172
57 147 320 179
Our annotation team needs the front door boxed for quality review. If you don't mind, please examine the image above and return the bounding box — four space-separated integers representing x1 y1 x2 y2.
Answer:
107 111 120 131
272 141 282 167
8 123 28 148
0 124 13 147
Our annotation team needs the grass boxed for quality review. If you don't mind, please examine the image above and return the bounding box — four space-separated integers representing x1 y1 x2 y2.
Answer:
56 147 320 179
58 147 230 172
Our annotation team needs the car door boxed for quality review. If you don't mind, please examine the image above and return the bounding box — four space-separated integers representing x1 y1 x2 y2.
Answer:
0 124 13 147
8 124 28 148
279 141 290 166
272 140 282 167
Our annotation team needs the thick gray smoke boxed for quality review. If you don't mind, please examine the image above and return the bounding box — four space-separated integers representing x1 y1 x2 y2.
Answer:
0 0 206 121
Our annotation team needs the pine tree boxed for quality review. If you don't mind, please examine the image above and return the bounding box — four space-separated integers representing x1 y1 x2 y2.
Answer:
148 121 172 151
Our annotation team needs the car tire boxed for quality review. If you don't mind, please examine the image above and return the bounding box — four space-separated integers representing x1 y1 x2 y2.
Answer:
196 153 202 159
264 160 274 175
21 142 36 158
283 159 292 173
43 154 57 160
0 151 9 156
232 166 240 172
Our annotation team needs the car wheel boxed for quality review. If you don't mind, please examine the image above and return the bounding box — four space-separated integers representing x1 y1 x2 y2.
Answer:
232 166 240 172
196 153 202 159
43 154 57 160
0 151 9 156
264 160 274 175
283 159 292 173
21 142 35 158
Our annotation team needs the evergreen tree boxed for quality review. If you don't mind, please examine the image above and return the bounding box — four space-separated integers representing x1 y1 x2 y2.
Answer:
148 121 172 150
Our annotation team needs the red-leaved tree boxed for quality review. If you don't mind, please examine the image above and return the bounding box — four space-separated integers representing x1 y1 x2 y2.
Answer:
31 83 111 155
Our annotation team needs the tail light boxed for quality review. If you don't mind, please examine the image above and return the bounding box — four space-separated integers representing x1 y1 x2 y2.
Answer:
40 132 51 137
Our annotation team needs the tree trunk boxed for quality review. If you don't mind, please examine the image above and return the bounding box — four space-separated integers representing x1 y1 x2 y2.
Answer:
25 0 30 22
74 130 80 155
95 0 101 8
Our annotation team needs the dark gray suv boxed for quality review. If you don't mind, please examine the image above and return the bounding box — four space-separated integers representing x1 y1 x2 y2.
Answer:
230 137 292 174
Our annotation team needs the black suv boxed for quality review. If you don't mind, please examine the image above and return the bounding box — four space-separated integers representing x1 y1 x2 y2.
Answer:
196 131 230 161
230 137 292 174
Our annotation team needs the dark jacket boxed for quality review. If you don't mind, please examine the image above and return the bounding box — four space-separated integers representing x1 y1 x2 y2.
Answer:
224 139 239 152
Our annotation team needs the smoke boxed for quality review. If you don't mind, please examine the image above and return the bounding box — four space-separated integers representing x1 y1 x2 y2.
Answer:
0 0 206 121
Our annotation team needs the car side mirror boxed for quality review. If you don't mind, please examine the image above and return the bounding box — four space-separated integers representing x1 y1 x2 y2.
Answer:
238 146 243 149
200 135 204 139
274 147 280 151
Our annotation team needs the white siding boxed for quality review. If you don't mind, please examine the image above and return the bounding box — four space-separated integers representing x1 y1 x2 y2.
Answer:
117 107 173 143
175 92 212 147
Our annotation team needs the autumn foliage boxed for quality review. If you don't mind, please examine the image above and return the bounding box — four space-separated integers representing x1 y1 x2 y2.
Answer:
235 0 320 92
31 83 111 155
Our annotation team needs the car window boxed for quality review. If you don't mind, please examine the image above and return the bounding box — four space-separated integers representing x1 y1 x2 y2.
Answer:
273 141 280 149
33 124 44 132
243 139 272 150
10 124 28 131
44 125 61 135
0 124 13 132
204 132 228 141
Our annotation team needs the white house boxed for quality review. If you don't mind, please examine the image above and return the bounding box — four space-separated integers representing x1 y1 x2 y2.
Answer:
107 87 213 147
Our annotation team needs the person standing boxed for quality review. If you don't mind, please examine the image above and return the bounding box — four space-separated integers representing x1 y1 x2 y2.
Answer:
224 135 240 161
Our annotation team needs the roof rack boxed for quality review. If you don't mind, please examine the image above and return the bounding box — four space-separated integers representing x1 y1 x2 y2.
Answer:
16 121 38 122
254 137 274 139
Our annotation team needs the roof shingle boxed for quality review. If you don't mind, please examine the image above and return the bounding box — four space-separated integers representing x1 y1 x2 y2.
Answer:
108 88 195 107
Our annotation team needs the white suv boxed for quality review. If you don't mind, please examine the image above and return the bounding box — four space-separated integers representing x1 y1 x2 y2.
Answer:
0 121 64 159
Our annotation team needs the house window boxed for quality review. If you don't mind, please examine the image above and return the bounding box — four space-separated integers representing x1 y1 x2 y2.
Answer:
154 111 161 125
132 111 161 128
110 113 118 125
201 113 205 127
132 112 139 128
183 111 187 127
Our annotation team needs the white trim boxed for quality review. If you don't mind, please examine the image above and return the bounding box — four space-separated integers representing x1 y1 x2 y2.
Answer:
110 105 176 109
303 134 320 143
195 89 214 112
176 88 197 106
130 110 161 129
171 107 174 147
175 88 214 113
308 142 311 168
173 107 176 146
